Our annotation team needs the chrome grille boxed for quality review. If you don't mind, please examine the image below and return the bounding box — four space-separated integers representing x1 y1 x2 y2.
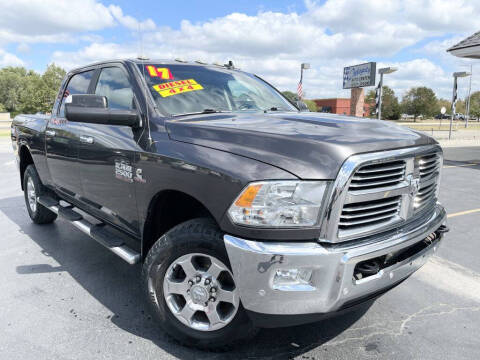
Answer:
349 160 406 190
319 145 443 243
414 153 441 212
418 153 441 179
339 196 401 230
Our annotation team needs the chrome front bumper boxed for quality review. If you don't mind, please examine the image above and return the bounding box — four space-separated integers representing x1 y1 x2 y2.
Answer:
224 204 446 316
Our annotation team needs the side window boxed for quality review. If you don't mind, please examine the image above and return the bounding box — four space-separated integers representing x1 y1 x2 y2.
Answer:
58 70 94 117
95 67 135 110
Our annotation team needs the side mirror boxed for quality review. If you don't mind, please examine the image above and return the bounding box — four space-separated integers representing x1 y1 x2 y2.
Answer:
65 94 139 127
296 100 309 112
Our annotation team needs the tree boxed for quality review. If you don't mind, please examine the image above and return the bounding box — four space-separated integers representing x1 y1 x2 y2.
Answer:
0 63 66 116
0 67 29 113
468 91 480 119
365 86 400 120
282 90 298 102
41 63 66 113
401 87 437 121
454 99 466 114
18 73 46 114
282 90 317 111
437 98 451 115
303 99 318 112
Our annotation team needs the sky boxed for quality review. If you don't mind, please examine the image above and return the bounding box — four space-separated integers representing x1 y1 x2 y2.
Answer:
0 0 479 100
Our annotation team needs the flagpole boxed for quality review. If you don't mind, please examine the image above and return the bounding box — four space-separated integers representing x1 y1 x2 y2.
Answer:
299 65 304 100
298 63 309 101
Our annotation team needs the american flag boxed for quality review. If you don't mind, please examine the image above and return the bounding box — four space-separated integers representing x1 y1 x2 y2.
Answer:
297 81 303 100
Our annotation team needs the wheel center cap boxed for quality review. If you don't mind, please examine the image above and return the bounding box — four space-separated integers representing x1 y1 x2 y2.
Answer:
190 285 208 304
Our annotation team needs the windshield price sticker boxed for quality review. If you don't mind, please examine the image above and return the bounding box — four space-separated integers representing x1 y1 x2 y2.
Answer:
152 79 203 97
146 66 174 80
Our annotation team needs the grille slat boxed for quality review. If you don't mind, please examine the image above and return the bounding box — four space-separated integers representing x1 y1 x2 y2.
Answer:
339 196 401 230
349 160 406 190
351 169 405 181
356 163 405 174
418 154 440 179
414 153 440 211
342 198 400 212
417 186 435 198
339 212 398 227
341 205 399 219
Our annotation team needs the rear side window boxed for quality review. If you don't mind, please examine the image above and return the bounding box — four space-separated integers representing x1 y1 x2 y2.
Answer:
95 67 135 110
58 70 94 117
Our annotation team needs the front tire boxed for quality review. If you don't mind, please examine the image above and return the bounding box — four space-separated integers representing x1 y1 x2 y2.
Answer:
23 165 57 224
142 218 256 350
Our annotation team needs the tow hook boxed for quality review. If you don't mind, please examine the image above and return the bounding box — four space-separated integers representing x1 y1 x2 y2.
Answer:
437 224 450 234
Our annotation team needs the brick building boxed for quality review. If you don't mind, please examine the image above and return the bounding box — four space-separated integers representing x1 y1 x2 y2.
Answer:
313 98 373 117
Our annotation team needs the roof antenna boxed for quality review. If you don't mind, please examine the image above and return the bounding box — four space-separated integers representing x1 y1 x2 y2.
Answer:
137 22 153 145
224 60 234 69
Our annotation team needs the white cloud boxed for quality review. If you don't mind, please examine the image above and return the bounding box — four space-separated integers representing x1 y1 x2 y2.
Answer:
108 5 156 31
0 0 155 45
0 49 24 67
0 0 476 100
16 43 30 53
0 0 115 36
403 0 480 32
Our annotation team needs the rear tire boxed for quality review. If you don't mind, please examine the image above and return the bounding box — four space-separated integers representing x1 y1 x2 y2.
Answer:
142 218 257 350
23 165 57 224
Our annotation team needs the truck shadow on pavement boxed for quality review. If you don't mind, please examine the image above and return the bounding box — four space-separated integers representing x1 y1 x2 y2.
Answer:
3 195 369 359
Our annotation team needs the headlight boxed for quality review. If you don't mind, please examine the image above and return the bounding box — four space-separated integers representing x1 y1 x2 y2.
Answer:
227 180 329 227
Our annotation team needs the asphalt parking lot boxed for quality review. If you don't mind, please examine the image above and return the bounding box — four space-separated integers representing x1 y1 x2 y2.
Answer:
0 138 479 360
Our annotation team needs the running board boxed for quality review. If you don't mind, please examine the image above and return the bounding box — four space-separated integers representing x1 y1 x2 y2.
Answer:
37 196 141 265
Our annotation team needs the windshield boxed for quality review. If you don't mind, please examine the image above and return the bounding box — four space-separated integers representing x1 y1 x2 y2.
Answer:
137 63 296 116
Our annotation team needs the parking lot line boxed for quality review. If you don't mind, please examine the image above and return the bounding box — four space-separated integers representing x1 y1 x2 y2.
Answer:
443 163 478 169
447 208 480 218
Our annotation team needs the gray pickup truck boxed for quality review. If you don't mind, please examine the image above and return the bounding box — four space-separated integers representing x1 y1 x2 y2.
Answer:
11 59 448 349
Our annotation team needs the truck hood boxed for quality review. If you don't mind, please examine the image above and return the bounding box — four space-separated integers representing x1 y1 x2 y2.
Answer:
166 112 435 179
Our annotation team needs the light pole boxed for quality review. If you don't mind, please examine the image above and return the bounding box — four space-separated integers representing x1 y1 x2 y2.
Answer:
450 71 471 139
377 67 398 120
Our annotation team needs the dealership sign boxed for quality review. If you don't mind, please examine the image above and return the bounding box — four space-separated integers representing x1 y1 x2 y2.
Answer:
343 62 376 89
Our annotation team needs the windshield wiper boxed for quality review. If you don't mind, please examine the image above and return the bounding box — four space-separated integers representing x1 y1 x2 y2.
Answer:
174 109 225 117
263 107 285 113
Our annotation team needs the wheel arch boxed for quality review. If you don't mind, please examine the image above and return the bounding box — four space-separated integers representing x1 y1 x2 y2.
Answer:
142 189 219 259
19 144 34 190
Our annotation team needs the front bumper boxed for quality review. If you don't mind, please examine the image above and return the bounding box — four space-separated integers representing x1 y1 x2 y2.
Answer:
224 204 446 317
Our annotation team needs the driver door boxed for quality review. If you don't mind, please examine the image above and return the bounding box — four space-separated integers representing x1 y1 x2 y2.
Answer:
77 66 141 236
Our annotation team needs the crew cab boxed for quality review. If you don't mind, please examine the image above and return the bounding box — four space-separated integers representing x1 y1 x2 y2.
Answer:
11 59 448 349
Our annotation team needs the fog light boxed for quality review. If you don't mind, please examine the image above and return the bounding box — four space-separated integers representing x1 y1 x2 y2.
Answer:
272 268 314 291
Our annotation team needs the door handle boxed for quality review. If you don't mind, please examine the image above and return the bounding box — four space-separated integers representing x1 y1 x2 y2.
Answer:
80 135 94 144
45 129 56 137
